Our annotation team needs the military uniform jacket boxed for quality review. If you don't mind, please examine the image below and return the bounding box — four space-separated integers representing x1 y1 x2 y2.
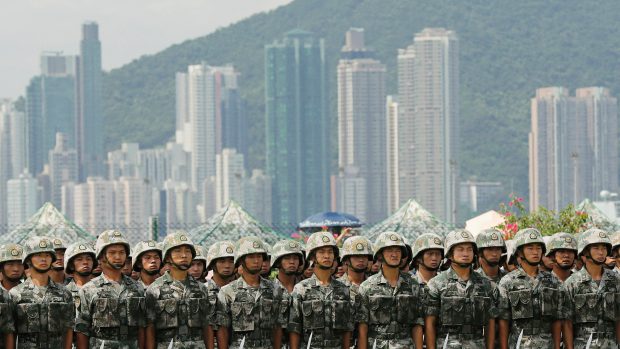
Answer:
564 268 620 340
8 277 73 348
75 273 145 348
288 274 354 349
0 284 13 349
216 276 280 348
475 267 506 285
145 271 210 346
497 267 568 345
426 267 498 339
357 270 423 343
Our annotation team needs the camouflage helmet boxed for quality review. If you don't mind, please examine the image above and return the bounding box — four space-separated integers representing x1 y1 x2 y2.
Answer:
234 237 268 266
402 237 413 263
444 229 477 257
373 232 407 261
305 231 339 260
475 228 506 253
340 236 373 261
95 230 131 259
206 241 235 270
577 228 612 256
0 243 24 265
161 232 196 261
270 239 304 268
545 232 577 256
412 233 444 260
50 237 67 251
611 231 620 252
22 236 57 264
64 242 97 274
194 245 207 263
513 228 546 254
131 240 161 271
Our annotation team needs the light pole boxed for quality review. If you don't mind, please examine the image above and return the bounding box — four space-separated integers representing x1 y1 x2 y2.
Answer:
571 152 579 205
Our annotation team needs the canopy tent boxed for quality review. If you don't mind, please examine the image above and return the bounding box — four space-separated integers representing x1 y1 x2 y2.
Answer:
299 211 362 229
465 210 505 237
190 201 286 247
577 199 620 232
0 202 95 245
363 199 452 242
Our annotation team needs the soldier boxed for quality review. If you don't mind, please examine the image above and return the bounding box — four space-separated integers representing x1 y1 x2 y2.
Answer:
540 236 556 273
260 243 272 279
424 229 498 349
563 228 620 348
7 236 74 348
399 238 414 273
357 232 423 349
271 239 304 348
189 245 207 282
476 228 507 284
546 232 578 282
497 228 567 348
123 255 134 278
502 239 518 273
205 241 235 348
611 231 620 274
64 242 97 310
133 240 162 288
75 230 146 349
288 231 354 349
411 233 444 285
145 232 211 348
50 237 67 284
215 236 282 349
0 243 24 291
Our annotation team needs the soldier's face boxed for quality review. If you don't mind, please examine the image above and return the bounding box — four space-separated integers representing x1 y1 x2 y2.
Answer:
30 252 53 272
73 254 94 276
189 260 205 279
242 253 264 274
421 249 442 270
103 245 127 270
280 254 301 275
169 246 193 270
314 247 335 269
521 244 543 264
53 249 65 270
553 249 575 270
140 251 161 273
215 257 235 277
348 255 369 273
2 261 24 281
261 257 271 275
588 244 608 263
451 243 474 266
122 257 133 276
481 247 502 265
381 247 402 268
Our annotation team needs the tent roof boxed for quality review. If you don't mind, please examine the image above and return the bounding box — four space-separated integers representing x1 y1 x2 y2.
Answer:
465 210 505 237
0 202 95 245
363 199 452 242
190 201 285 247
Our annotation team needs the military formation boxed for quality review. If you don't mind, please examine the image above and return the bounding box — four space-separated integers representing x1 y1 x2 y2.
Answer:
0 226 617 348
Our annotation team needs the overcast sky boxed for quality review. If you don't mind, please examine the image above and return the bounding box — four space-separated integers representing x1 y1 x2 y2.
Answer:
0 0 292 99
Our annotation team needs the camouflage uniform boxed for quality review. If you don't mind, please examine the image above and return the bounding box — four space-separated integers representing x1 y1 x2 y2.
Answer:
64 242 97 310
215 237 280 348
145 233 210 348
610 232 620 275
132 240 162 288
0 243 20 347
9 236 73 348
0 243 24 292
288 231 354 349
425 229 498 349
497 228 569 349
75 230 146 349
475 228 507 284
546 232 577 282
205 240 235 333
357 232 422 349
411 233 444 293
565 228 620 349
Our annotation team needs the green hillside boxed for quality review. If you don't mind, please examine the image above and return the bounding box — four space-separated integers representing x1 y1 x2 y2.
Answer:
103 0 620 200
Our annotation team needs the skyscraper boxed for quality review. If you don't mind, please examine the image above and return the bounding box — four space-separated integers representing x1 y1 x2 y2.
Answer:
26 52 77 176
0 100 27 226
215 148 245 211
76 22 104 179
265 30 329 225
385 95 400 213
49 133 78 208
336 28 387 223
397 28 459 223
6 171 38 228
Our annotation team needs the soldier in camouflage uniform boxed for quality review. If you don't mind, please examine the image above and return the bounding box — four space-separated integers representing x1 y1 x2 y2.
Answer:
64 242 97 310
133 240 162 288
424 229 498 349
7 236 74 348
189 245 207 283
0 243 24 291
476 228 507 284
546 232 578 283
611 232 620 274
145 232 211 348
216 237 282 349
497 228 568 349
75 230 146 349
288 231 354 349
564 228 620 348
357 232 423 349
412 233 444 286
205 241 235 347
50 237 68 284
271 239 304 348
541 236 556 273
260 243 272 279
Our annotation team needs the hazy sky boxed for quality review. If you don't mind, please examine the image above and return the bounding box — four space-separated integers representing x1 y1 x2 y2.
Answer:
0 0 292 99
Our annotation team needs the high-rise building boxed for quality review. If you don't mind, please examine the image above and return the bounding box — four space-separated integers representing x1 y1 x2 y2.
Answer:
243 169 273 224
49 133 78 207
6 171 39 228
73 177 114 233
215 149 245 211
335 28 387 223
26 52 77 175
162 180 196 226
265 29 329 225
113 177 155 237
385 95 399 214
333 167 367 221
397 28 459 223
0 100 27 226
76 22 104 179
529 87 618 211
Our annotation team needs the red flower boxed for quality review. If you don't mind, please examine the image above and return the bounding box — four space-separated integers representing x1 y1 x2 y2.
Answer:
517 197 524 202
508 202 514 207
